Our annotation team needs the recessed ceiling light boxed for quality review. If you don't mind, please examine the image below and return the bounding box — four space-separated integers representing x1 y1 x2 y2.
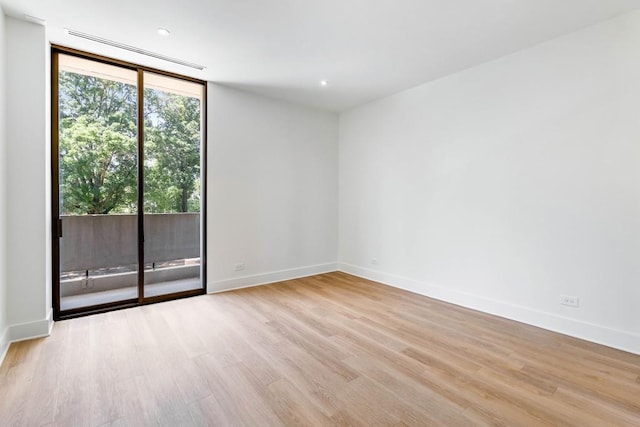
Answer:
320 80 328 87
157 28 171 37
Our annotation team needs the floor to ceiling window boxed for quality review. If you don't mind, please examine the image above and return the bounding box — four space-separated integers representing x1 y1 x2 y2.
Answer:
52 47 207 318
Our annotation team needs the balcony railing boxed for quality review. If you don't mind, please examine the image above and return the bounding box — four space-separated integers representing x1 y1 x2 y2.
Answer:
59 213 201 305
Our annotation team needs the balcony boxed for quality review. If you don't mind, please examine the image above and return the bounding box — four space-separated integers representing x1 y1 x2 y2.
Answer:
60 213 202 310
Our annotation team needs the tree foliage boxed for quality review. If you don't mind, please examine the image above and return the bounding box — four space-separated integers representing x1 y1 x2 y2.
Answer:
144 89 201 213
58 71 201 215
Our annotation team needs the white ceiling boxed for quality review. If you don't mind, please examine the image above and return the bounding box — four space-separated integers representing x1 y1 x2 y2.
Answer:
2 0 640 112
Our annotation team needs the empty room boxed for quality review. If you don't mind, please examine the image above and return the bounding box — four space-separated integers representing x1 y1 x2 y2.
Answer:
1 0 639 425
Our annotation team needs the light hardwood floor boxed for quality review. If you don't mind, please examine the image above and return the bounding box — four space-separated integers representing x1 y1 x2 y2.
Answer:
1 272 639 426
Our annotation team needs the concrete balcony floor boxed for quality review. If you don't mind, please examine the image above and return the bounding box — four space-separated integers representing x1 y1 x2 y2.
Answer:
60 277 202 311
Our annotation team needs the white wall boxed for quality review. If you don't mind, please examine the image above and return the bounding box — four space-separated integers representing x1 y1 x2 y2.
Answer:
339 11 640 354
5 17 52 341
208 84 339 291
0 7 9 363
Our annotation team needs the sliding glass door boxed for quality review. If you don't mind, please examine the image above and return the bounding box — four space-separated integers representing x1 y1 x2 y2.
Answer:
56 54 140 312
143 72 204 298
53 48 206 318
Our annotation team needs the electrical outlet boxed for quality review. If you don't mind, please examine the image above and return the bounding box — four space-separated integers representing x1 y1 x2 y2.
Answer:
234 262 245 272
560 295 579 308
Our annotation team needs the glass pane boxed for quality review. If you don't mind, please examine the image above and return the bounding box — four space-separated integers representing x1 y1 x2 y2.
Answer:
143 72 204 297
58 54 139 311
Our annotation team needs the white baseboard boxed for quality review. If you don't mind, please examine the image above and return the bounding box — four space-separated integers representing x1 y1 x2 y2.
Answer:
339 263 640 356
0 308 54 367
9 308 53 342
0 326 9 367
208 262 339 293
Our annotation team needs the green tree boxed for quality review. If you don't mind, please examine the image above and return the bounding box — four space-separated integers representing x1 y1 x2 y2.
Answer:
59 72 137 122
144 90 201 213
60 117 137 214
59 71 138 215
59 71 202 215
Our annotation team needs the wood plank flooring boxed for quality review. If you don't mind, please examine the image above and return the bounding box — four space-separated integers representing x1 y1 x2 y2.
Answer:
1 272 639 426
